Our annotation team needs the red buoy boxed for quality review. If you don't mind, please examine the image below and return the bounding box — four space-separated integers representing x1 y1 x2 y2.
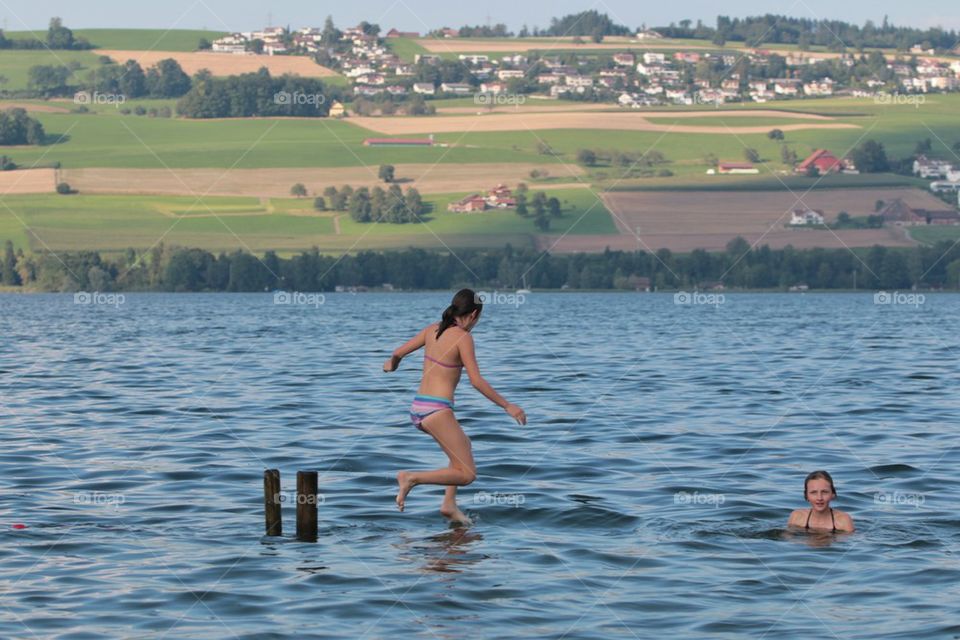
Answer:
11 524 27 530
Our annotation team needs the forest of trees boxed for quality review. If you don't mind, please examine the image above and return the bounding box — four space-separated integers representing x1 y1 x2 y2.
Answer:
654 14 960 51
0 108 45 145
546 11 632 38
87 58 192 99
0 18 92 50
317 185 426 223
5 239 960 293
176 69 340 118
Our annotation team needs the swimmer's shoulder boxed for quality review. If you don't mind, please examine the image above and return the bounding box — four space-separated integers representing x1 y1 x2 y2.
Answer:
833 509 855 532
787 508 808 527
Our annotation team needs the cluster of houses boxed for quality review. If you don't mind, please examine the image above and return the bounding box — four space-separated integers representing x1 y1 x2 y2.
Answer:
447 185 517 213
914 155 960 202
788 198 960 227
211 27 323 56
340 27 420 98
211 25 960 108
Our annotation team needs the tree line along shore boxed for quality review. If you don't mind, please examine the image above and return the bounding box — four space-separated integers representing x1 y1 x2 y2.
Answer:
2 239 960 293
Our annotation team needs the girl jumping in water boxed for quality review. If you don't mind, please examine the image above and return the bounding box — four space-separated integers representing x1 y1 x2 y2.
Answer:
787 470 855 533
383 288 526 524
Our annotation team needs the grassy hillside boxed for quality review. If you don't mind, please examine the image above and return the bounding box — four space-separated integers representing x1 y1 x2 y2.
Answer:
0 188 612 255
4 28 229 52
0 50 103 92
0 95 953 172
75 29 229 51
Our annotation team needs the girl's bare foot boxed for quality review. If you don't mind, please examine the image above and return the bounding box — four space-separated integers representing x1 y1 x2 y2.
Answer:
440 503 473 526
396 471 415 512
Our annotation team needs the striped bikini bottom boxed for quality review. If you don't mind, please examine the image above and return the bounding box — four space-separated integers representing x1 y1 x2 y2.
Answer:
409 394 455 431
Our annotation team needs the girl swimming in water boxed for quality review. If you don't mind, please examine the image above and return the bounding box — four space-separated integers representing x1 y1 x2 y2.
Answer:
787 470 855 533
383 288 526 524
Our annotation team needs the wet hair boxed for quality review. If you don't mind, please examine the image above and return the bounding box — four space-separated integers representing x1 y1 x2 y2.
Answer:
804 470 837 499
436 288 482 338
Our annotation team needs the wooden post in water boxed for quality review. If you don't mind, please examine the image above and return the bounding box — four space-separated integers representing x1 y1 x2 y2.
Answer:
263 469 282 536
296 470 319 542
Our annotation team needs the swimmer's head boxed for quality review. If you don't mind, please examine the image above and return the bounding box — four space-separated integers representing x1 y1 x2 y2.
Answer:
804 470 837 501
437 288 482 337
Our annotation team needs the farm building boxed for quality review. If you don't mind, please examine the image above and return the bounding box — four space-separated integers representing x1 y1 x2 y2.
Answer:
797 149 845 175
790 209 826 225
363 137 434 147
386 29 420 38
448 195 488 213
713 162 759 175
879 198 960 225
485 184 516 208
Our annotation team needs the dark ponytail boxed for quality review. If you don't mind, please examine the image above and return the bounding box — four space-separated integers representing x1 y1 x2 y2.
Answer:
436 288 483 337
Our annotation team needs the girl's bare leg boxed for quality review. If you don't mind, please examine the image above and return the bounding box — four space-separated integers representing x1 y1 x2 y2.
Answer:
397 410 475 522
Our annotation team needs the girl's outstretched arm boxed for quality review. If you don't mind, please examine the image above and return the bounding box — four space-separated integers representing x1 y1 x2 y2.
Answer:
459 332 526 425
383 325 429 372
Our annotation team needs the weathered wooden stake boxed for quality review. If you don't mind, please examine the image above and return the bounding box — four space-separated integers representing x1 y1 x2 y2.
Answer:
296 470 319 542
263 469 282 536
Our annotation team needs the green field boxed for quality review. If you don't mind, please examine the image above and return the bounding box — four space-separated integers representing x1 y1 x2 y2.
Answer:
643 115 828 127
908 225 960 245
0 49 104 92
74 29 229 51
0 188 613 254
6 113 551 168
5 28 228 51
387 38 430 62
2 94 953 174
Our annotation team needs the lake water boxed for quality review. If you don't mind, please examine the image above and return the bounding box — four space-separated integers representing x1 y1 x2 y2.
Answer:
1 292 958 639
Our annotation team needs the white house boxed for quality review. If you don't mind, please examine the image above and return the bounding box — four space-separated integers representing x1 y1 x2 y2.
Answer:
212 34 248 54
790 209 826 225
642 52 666 65
803 78 835 96
914 156 954 178
636 29 664 40
440 82 473 94
565 75 594 88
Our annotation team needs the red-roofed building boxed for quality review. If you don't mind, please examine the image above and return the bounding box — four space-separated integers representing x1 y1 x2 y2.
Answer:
485 184 516 208
363 137 434 147
448 195 488 213
797 149 845 175
386 28 420 38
